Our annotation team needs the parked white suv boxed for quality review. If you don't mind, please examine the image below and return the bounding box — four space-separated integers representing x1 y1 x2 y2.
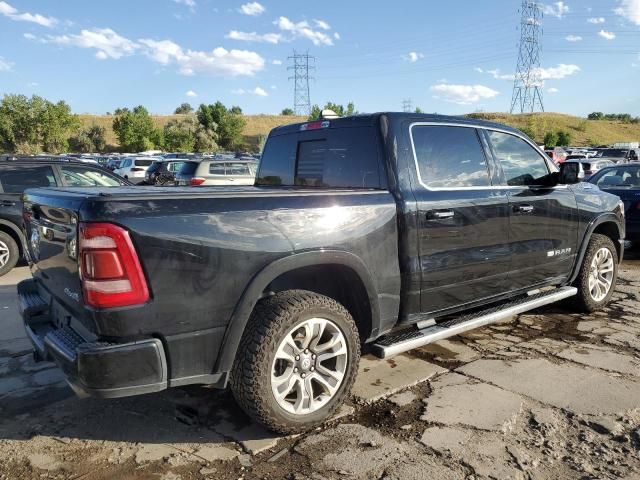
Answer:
113 157 155 184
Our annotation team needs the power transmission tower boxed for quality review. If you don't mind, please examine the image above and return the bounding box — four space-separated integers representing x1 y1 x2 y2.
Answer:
510 1 544 114
402 99 413 113
288 50 315 116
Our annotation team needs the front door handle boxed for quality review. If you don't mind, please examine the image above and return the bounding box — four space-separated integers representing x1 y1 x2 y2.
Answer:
0 200 16 207
514 204 534 214
427 210 455 220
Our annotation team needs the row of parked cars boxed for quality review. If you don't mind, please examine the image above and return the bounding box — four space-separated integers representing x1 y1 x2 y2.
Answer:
99 153 259 186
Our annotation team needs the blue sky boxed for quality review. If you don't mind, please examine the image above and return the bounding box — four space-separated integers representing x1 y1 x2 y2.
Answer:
0 0 639 115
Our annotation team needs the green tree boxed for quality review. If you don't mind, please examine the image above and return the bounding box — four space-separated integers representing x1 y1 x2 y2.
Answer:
112 105 162 152
69 125 106 153
196 101 245 150
163 117 197 152
281 108 295 116
587 112 604 120
230 105 243 115
543 131 558 147
414 107 423 114
0 94 78 153
174 103 193 114
556 130 572 147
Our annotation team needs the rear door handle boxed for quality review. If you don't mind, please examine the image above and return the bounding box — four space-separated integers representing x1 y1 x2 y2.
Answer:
1 200 16 207
427 210 455 220
514 204 534 214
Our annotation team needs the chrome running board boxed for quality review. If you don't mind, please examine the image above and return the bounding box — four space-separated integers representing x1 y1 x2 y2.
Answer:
371 286 577 358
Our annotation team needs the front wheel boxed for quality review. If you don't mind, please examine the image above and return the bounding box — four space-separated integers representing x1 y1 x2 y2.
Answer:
573 234 618 312
230 290 360 434
0 231 19 277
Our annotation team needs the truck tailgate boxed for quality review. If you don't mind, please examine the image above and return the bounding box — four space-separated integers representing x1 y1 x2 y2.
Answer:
23 189 86 321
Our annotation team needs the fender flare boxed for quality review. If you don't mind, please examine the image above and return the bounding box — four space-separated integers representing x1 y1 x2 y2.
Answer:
215 250 380 373
0 219 26 254
569 213 624 283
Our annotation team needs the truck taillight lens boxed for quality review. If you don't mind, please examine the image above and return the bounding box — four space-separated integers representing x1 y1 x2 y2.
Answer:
190 177 205 186
79 222 149 308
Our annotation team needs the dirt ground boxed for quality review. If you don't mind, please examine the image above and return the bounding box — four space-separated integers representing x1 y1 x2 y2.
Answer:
1 251 639 480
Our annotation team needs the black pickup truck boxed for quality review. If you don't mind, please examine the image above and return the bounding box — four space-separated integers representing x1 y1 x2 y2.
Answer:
19 113 625 433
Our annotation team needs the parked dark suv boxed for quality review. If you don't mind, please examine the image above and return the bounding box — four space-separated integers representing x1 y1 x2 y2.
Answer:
0 157 130 276
145 159 185 185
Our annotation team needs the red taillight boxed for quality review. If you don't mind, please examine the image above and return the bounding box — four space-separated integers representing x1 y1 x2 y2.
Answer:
79 222 149 309
190 177 205 186
130 167 144 172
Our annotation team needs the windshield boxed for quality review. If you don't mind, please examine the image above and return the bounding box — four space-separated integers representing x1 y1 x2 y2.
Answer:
60 166 124 187
591 166 640 187
597 149 627 158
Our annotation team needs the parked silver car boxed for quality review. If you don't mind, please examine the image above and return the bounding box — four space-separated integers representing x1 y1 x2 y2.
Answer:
175 159 258 186
564 158 615 180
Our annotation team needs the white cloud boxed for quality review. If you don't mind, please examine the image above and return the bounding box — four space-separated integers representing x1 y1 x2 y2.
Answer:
232 86 268 96
334 32 340 40
28 81 38 87
226 30 282 44
566 35 582 41
0 1 57 27
173 0 196 10
314 19 330 30
239 1 265 16
598 30 616 40
587 16 605 23
535 63 580 80
0 56 13 72
403 51 424 63
23 32 37 40
474 67 483 73
275 16 334 46
548 87 559 93
487 68 515 80
45 28 139 59
186 90 197 97
542 1 569 18
430 84 499 105
272 59 282 65
28 26 265 77
615 0 640 25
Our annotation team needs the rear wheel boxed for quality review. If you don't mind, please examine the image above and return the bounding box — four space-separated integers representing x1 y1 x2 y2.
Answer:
230 290 360 434
0 231 19 277
573 234 618 312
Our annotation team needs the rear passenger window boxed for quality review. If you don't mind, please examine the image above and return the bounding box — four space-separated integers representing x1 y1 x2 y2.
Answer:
257 126 382 189
488 131 550 186
0 165 56 193
411 126 490 188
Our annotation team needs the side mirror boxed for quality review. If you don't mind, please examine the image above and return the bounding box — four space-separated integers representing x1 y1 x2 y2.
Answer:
559 162 584 184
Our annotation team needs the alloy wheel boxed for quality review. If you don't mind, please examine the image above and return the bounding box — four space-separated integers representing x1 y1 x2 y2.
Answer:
271 317 348 415
588 247 615 302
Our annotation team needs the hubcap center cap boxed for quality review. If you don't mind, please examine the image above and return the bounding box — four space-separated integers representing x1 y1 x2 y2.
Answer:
298 354 313 372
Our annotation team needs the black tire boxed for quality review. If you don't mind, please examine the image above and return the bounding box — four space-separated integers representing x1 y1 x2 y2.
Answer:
572 234 618 312
0 231 19 277
230 290 360 434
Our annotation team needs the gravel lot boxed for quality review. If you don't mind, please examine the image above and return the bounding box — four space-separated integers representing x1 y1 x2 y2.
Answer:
1 251 639 480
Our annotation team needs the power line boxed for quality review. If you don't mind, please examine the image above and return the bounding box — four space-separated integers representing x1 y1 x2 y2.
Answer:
287 50 315 116
510 1 544 114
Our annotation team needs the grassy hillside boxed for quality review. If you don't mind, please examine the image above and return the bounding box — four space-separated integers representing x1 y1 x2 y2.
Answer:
79 112 640 150
466 112 640 146
78 114 306 151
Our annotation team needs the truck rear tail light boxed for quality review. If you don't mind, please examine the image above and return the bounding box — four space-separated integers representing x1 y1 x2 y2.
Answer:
190 177 205 186
79 222 149 308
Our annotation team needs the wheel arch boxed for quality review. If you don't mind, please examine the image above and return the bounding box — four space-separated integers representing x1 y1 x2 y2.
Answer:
215 250 380 373
569 214 624 283
0 219 25 258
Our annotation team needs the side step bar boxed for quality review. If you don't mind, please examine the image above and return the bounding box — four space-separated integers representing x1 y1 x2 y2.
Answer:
371 286 577 358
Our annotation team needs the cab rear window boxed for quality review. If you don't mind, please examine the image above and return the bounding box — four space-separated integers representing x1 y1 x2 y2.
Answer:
257 126 384 189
